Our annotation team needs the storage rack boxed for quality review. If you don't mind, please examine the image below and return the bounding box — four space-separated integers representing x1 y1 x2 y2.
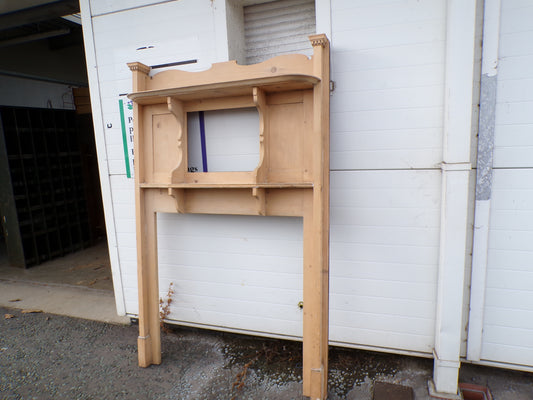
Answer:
0 107 91 267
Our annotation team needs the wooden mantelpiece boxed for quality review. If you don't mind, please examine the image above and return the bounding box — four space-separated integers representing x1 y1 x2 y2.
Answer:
128 34 330 399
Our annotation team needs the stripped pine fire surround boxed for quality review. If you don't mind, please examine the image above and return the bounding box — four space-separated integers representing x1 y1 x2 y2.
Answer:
128 34 330 399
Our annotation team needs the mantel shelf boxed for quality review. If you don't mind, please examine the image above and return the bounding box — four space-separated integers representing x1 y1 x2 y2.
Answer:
128 74 320 104
139 182 314 189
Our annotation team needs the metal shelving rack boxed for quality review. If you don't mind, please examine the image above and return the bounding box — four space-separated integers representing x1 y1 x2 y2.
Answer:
0 106 91 268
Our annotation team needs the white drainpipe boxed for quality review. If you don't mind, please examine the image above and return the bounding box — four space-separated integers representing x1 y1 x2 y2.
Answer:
467 0 501 362
431 0 477 397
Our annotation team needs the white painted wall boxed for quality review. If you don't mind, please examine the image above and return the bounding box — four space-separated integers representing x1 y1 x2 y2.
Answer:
91 0 227 177
187 108 260 172
89 0 170 16
0 75 75 110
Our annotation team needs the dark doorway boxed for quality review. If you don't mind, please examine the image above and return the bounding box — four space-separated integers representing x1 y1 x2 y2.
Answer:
0 106 104 268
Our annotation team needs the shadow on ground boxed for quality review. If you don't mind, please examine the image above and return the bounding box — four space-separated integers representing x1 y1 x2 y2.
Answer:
0 241 113 291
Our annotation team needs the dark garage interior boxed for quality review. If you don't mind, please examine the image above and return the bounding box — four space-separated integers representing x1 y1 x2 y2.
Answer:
0 1 105 270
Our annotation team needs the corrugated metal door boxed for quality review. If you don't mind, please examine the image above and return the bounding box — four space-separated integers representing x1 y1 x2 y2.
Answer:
244 0 316 64
478 1 533 367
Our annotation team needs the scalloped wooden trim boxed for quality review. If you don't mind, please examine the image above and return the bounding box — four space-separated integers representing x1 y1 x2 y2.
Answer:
145 54 315 92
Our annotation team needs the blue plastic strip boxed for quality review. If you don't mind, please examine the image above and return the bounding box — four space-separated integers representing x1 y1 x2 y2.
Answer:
199 111 208 172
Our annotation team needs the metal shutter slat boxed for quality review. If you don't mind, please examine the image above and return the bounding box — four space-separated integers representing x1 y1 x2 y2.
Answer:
244 0 316 65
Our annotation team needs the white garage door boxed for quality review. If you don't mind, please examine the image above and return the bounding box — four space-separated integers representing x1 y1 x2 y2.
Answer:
479 1 533 367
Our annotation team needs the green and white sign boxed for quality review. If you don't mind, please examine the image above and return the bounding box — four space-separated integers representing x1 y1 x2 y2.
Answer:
119 97 134 178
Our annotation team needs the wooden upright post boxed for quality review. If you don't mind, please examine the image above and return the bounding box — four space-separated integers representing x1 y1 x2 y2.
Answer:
137 192 161 366
303 34 330 400
128 62 162 367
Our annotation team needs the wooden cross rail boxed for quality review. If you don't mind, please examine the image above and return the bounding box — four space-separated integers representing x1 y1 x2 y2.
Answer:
128 34 330 399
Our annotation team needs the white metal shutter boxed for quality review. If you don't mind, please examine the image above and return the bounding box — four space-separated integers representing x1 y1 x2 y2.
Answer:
244 0 316 65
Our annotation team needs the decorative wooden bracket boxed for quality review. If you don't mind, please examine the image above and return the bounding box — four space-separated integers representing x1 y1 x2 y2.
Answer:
167 97 185 183
252 87 268 183
252 187 266 216
129 34 330 399
167 188 185 213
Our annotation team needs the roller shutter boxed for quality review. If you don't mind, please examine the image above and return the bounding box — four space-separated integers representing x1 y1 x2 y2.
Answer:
244 0 316 65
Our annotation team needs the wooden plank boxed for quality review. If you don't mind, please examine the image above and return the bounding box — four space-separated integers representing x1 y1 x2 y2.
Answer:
131 63 161 368
72 87 92 114
137 190 160 367
184 95 254 112
139 182 313 189
268 101 305 182
151 188 308 217
306 34 330 399
129 74 319 104
184 171 256 185
74 104 92 114
145 54 316 91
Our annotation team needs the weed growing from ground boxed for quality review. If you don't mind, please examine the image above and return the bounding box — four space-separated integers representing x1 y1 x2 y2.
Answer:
159 282 174 333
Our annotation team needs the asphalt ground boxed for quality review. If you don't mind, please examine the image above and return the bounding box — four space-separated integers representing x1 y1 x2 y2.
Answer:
1 306 532 399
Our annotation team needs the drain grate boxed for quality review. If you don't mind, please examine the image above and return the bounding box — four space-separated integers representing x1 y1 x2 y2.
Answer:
373 381 414 400
459 383 493 400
